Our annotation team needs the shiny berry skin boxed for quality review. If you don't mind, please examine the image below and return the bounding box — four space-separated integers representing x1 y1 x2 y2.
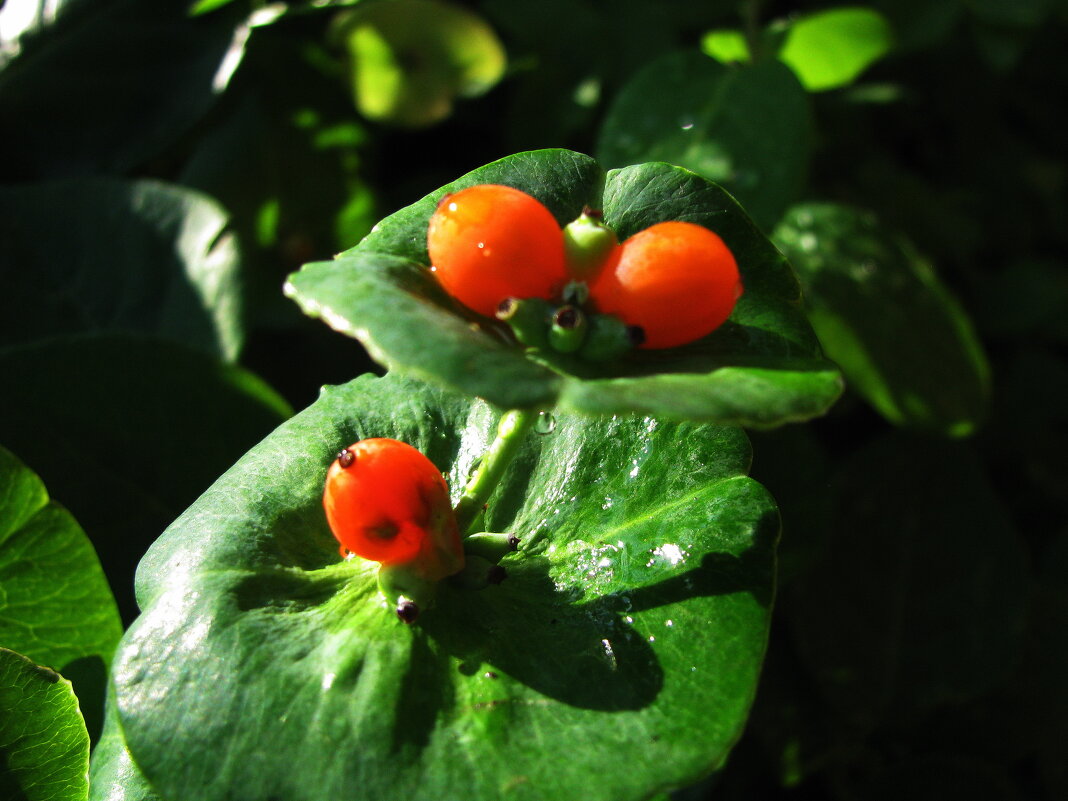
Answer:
427 184 568 317
323 438 463 580
588 221 742 349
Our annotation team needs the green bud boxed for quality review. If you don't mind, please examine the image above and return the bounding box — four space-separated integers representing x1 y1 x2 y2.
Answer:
563 208 619 280
548 305 587 353
496 297 551 349
578 313 643 362
377 562 437 623
464 531 520 563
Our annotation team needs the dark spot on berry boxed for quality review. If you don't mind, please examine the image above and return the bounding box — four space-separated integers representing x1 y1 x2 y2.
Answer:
583 206 603 219
486 565 507 585
554 306 580 329
627 325 646 347
484 671 499 680
369 522 399 540
506 534 520 551
396 600 419 623
337 448 355 468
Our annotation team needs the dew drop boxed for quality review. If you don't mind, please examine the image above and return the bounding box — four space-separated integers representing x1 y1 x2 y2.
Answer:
535 412 557 435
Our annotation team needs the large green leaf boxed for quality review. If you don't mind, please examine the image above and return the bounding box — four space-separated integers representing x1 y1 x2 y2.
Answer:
0 335 292 620
0 445 122 743
285 150 841 426
596 53 810 231
112 372 779 801
88 689 159 801
0 648 89 801
0 178 244 361
0 0 246 179
773 203 990 436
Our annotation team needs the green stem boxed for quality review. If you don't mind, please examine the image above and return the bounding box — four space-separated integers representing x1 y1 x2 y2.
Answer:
454 408 538 535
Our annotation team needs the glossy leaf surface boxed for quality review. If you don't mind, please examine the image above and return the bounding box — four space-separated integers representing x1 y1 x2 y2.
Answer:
596 54 810 231
773 203 990 436
0 178 244 361
88 690 159 801
113 372 779 801
0 648 88 801
286 150 841 426
0 445 121 742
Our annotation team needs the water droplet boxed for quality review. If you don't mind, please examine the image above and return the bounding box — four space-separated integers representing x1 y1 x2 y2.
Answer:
535 412 557 435
648 635 656 643
665 619 674 628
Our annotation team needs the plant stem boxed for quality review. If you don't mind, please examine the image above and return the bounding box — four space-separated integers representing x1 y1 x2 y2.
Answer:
454 408 538 535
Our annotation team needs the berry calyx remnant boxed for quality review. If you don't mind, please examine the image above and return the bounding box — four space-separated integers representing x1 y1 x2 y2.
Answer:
427 184 568 317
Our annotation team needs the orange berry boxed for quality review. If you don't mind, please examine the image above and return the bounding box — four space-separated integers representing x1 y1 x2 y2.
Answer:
323 439 462 580
589 221 742 349
427 184 568 316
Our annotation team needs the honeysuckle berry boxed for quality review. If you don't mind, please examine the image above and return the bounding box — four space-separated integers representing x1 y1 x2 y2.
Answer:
323 438 464 582
589 221 743 349
427 184 568 317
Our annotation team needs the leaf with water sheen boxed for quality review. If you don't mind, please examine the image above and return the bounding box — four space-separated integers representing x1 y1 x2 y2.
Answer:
112 372 779 801
285 149 841 426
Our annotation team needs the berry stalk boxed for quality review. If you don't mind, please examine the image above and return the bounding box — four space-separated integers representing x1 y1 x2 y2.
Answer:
453 408 538 533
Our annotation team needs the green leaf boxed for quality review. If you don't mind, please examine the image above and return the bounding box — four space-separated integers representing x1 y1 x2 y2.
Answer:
701 29 752 65
0 445 122 744
88 689 159 801
339 0 506 127
0 648 89 801
782 435 1030 730
0 335 292 620
596 52 811 231
286 150 842 426
773 203 990 436
0 178 244 361
112 372 779 801
0 0 247 179
777 7 894 92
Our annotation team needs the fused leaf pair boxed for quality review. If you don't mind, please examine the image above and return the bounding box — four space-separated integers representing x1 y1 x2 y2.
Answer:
427 183 743 350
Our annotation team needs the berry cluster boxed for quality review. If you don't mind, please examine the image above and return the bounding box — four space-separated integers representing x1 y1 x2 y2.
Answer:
427 184 743 352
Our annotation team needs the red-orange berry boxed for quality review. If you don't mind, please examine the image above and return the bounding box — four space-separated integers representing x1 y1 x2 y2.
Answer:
588 221 742 349
427 184 568 317
323 438 463 580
